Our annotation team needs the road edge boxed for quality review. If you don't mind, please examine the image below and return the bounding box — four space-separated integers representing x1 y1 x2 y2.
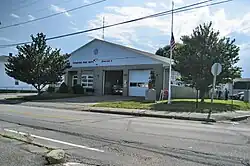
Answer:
82 108 217 122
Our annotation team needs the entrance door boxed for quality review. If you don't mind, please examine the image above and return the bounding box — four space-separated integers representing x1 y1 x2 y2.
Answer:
104 70 123 95
129 70 150 96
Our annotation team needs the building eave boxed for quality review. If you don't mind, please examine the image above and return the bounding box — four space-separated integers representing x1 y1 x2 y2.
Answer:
70 38 171 66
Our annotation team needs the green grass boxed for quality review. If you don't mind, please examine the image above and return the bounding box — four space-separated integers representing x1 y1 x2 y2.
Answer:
93 99 250 113
5 93 87 101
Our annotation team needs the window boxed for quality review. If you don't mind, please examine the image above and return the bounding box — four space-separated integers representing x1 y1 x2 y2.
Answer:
130 82 148 88
72 75 78 86
81 74 94 88
130 82 137 87
234 81 250 90
15 80 19 85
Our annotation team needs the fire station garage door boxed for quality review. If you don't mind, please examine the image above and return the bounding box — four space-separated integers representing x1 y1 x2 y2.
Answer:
129 70 150 97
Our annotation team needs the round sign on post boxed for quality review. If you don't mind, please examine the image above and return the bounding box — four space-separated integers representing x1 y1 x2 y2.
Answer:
211 63 222 76
210 63 222 103
208 63 223 120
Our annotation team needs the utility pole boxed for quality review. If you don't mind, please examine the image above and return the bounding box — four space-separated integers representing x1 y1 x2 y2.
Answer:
102 16 105 40
168 1 174 104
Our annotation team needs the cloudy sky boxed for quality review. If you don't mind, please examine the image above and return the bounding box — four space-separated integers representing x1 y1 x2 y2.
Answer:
0 0 249 77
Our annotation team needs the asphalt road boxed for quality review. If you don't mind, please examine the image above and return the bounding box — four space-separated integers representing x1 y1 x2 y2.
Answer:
0 136 46 166
0 104 249 166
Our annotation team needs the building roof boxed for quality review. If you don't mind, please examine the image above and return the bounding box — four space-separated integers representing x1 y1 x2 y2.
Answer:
0 55 8 62
234 78 250 82
71 38 171 66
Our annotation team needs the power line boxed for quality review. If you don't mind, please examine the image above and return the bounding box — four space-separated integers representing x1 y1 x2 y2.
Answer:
0 0 107 30
0 0 216 47
0 0 232 48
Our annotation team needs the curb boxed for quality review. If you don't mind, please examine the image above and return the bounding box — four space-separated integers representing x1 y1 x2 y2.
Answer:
231 115 250 122
83 109 216 123
0 131 52 151
3 101 248 123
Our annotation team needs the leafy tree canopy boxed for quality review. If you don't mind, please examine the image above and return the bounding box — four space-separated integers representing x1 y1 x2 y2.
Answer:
5 33 71 94
156 22 242 101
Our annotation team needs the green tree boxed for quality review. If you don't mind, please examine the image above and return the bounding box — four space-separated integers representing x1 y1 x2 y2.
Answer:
5 33 71 94
156 22 241 102
155 43 182 58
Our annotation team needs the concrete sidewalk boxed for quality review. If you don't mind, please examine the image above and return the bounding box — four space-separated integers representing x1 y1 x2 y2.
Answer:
4 101 248 122
81 107 250 122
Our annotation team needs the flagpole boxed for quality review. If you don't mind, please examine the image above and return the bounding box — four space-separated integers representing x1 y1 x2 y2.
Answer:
168 1 174 104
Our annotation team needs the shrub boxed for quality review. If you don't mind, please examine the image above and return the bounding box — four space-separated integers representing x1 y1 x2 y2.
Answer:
86 88 94 93
47 86 55 93
67 87 73 94
72 84 85 94
58 82 68 93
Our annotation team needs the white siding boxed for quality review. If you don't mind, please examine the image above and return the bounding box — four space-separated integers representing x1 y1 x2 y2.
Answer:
69 40 161 68
0 60 35 90
171 71 183 86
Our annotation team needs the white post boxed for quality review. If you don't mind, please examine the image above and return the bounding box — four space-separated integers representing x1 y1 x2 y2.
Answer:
211 75 216 104
159 67 166 101
168 1 174 104
163 67 166 90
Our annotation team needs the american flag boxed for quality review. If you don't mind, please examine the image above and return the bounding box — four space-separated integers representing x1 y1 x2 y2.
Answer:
170 32 175 49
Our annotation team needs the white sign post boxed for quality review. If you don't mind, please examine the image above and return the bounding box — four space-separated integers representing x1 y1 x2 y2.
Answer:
211 63 222 103
207 63 222 121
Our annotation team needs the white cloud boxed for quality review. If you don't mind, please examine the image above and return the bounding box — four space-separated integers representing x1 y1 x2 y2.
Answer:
10 13 20 18
28 14 36 20
145 2 157 8
237 13 250 35
237 44 250 77
70 21 77 26
69 27 80 31
87 8 152 45
159 2 168 9
158 0 183 9
88 3 250 77
238 43 250 51
105 6 155 17
174 0 184 4
88 5 250 45
0 37 14 42
50 4 71 17
83 0 90 4
69 21 80 31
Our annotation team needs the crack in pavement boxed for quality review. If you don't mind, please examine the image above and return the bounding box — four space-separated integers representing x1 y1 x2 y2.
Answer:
162 145 247 165
231 130 250 145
